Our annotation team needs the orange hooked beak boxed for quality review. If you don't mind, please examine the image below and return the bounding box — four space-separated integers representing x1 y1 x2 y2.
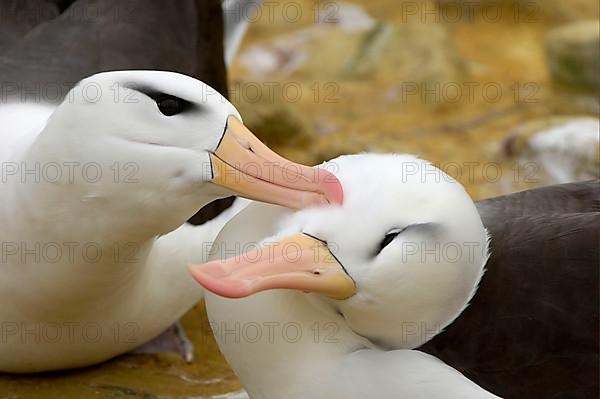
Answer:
209 116 344 209
189 233 356 300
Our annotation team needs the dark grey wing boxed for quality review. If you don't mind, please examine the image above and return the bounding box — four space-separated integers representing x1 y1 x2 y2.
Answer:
419 181 599 399
0 0 231 225
0 0 228 99
0 1 58 52
475 179 600 218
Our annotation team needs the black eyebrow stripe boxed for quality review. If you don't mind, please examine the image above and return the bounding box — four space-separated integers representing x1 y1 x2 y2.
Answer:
374 222 442 257
124 84 197 107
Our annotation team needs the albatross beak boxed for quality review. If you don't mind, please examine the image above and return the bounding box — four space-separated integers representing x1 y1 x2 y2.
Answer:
210 116 343 209
188 233 355 300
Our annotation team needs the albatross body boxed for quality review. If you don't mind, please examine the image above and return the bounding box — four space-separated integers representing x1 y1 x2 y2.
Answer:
192 154 598 398
0 70 342 373
191 154 499 398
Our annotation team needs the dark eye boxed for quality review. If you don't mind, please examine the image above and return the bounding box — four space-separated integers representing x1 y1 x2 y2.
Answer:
375 228 405 256
156 95 192 117
374 223 441 257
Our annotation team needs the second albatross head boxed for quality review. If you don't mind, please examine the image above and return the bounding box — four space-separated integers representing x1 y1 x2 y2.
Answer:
190 153 489 348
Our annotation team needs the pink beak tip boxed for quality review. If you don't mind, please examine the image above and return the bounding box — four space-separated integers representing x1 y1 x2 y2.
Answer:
189 263 253 299
317 168 344 206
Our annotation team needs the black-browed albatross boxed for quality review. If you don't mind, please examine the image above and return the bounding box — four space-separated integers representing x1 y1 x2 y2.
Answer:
190 154 598 398
0 0 233 223
1 0 226 371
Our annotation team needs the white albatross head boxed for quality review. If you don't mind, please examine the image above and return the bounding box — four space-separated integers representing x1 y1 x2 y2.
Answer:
190 153 489 349
30 70 342 235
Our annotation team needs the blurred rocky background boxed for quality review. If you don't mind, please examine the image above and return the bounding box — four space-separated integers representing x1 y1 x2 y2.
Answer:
1 1 597 398
231 0 599 199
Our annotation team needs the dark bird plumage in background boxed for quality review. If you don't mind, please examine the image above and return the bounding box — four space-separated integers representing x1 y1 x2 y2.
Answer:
420 180 599 398
0 0 227 94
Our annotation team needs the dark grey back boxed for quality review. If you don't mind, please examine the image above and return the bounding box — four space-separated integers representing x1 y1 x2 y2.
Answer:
420 180 600 398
